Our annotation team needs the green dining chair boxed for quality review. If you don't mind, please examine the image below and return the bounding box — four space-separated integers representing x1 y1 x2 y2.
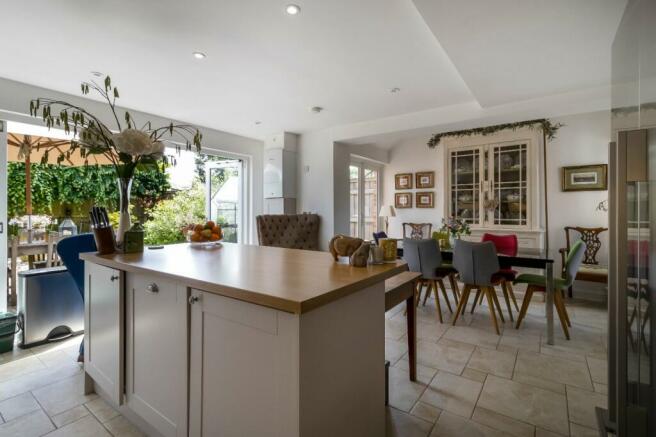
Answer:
513 240 586 340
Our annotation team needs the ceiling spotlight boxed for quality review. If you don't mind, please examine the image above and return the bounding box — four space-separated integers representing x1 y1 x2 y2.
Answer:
310 106 323 114
90 71 103 77
254 121 262 125
286 4 301 15
192 52 206 59
390 87 401 93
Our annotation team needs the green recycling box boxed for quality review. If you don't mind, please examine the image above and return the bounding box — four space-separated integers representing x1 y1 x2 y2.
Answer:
0 312 18 354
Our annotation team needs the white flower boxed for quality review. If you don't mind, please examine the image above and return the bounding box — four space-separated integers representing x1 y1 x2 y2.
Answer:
150 141 165 158
112 129 154 156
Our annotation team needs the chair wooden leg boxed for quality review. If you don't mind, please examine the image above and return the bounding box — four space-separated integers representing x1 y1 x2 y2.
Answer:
507 282 520 311
568 285 573 298
501 282 514 322
470 289 481 314
422 281 433 306
437 279 453 313
415 281 424 307
560 292 571 327
490 286 505 323
452 284 471 326
448 274 460 304
484 287 501 335
515 285 534 329
553 291 570 340
431 280 443 323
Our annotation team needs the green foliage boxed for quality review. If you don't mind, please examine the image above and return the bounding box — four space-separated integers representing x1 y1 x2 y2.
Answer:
7 163 170 218
143 182 206 245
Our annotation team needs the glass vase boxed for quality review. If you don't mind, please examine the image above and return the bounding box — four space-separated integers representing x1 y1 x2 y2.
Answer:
116 177 133 246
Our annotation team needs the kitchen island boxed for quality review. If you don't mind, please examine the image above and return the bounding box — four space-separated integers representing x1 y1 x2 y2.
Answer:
80 243 406 437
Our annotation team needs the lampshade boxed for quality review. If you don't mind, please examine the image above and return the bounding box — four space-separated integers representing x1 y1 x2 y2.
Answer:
378 204 396 218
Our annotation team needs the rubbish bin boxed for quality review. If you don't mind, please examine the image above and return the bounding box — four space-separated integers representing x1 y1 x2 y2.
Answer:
0 312 19 354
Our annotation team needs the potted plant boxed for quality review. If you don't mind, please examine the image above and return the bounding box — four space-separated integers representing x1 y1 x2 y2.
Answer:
27 74 203 245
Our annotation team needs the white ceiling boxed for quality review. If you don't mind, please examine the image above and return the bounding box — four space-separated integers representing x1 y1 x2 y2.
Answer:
0 0 625 140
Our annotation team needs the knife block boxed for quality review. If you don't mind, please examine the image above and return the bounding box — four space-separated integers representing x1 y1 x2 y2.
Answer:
93 226 116 255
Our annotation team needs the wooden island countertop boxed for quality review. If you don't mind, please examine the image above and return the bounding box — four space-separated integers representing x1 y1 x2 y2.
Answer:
80 242 407 314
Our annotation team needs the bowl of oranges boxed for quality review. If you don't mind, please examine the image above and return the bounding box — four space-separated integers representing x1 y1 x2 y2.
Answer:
185 221 223 247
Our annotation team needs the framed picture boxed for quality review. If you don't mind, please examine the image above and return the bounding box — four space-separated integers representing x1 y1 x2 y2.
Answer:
416 192 434 208
395 192 412 208
415 171 435 189
562 164 608 191
395 173 413 190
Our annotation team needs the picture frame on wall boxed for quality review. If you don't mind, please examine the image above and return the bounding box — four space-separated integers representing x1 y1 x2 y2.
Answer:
415 171 435 189
416 192 434 208
562 164 608 191
395 192 412 208
395 173 413 190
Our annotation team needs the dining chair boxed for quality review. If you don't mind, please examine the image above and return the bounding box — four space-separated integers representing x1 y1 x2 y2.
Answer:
402 223 432 240
403 239 458 323
476 233 520 319
514 240 586 340
256 213 320 250
560 226 608 297
451 240 506 334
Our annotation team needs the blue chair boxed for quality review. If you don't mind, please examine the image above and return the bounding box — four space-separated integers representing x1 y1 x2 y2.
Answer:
56 233 97 360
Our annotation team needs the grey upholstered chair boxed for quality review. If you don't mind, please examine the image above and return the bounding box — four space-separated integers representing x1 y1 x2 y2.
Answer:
256 214 320 250
403 239 459 323
514 240 586 339
451 240 507 334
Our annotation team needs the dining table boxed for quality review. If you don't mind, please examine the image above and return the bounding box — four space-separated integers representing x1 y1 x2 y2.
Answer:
396 241 558 345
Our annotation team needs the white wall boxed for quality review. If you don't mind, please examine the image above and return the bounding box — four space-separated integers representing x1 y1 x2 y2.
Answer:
0 77 264 243
381 110 610 267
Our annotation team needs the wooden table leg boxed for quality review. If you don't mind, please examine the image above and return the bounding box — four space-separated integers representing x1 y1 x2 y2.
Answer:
406 281 417 382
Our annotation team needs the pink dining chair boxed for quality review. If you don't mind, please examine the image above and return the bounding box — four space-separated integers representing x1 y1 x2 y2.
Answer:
467 233 521 320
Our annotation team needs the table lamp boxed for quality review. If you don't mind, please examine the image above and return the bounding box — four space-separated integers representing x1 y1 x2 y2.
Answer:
378 204 396 234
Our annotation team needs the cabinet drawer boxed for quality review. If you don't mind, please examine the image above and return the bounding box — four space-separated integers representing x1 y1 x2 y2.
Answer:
126 273 187 437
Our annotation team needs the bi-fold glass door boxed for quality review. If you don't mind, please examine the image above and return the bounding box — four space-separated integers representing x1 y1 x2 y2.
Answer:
205 159 243 243
349 162 380 239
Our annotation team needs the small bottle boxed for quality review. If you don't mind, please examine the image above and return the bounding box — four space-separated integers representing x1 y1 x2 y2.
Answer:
58 208 78 236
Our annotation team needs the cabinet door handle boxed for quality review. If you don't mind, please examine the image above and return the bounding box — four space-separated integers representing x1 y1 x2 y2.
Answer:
110 275 120 282
146 283 159 293
189 295 200 305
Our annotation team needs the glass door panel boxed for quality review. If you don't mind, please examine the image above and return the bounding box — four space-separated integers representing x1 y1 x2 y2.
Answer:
206 160 242 243
349 165 360 238
490 143 528 226
451 148 480 224
363 168 379 240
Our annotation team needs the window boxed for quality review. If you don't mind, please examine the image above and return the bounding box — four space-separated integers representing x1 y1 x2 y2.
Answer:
349 161 381 239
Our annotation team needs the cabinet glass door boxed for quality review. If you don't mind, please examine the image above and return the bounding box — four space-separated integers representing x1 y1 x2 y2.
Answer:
490 143 528 226
450 148 481 224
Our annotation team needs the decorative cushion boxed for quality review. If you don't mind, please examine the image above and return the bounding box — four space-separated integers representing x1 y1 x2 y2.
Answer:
256 214 320 250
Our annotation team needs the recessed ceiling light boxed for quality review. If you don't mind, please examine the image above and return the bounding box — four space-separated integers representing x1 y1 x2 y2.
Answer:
390 87 401 93
254 121 262 125
192 52 206 59
90 71 103 77
310 106 323 113
286 4 301 15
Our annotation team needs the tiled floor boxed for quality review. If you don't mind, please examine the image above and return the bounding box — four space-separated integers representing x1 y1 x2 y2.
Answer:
0 283 607 437
386 283 609 437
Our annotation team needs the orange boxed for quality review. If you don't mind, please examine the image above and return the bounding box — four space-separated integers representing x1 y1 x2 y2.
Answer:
194 224 204 233
210 233 219 241
211 225 220 234
190 232 202 242
205 220 215 229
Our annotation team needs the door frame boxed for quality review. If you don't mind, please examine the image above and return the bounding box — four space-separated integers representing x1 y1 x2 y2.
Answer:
0 121 7 313
205 158 245 244
349 158 383 239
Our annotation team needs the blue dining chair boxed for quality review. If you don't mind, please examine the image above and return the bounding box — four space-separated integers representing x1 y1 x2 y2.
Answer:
56 233 97 361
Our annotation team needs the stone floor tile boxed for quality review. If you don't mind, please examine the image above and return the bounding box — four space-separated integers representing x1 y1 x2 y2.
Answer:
419 371 482 418
498 333 541 353
388 366 428 412
477 375 569 435
0 391 40 422
515 351 593 390
386 407 433 437
0 363 82 402
386 318 409 341
32 374 97 417
43 415 111 437
467 347 516 379
593 382 608 395
461 368 487 383
417 339 474 374
570 422 599 437
0 355 46 384
471 407 535 437
511 372 566 394
430 411 506 437
85 397 120 423
442 326 501 350
103 415 146 437
386 338 409 365
535 428 566 437
395 359 439 386
0 409 55 437
566 386 607 429
50 405 89 428
410 401 441 424
586 356 607 385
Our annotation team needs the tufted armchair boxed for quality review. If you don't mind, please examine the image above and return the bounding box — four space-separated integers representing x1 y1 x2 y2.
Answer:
256 214 320 250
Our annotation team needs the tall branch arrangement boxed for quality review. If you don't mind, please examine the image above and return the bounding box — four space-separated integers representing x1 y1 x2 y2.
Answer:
427 118 562 149
28 74 203 179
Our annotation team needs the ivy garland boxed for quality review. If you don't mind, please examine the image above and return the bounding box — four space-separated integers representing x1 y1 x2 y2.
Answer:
427 118 563 149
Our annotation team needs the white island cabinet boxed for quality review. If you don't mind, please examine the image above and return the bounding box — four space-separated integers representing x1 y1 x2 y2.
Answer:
81 243 406 437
